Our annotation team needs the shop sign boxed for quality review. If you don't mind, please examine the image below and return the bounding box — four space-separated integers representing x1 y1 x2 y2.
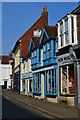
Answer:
57 53 72 65
21 72 32 79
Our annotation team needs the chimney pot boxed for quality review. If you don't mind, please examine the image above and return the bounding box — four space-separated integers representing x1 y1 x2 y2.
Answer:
43 6 47 12
41 6 48 16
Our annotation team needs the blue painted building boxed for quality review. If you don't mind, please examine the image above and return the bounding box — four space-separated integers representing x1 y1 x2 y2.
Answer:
29 26 58 102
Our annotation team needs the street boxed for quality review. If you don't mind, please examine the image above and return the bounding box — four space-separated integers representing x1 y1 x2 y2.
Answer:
2 96 53 119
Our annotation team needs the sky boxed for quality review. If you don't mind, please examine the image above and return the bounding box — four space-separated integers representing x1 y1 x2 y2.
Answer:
2 2 78 55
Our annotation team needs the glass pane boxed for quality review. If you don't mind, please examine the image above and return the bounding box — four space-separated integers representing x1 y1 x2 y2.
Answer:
49 70 51 93
68 64 75 94
65 32 69 44
61 34 64 47
61 66 67 95
43 45 46 52
47 42 50 50
46 71 49 93
48 50 51 58
60 22 63 35
52 69 54 93
65 18 68 32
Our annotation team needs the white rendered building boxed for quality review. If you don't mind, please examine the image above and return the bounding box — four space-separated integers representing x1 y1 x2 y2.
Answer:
0 56 13 89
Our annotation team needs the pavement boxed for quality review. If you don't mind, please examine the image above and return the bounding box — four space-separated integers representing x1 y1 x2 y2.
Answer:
2 89 79 119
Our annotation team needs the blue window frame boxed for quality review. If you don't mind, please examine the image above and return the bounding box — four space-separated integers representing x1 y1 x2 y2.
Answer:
43 44 46 60
31 50 37 64
47 42 51 58
39 49 41 62
46 69 57 95
54 41 56 56
33 73 41 93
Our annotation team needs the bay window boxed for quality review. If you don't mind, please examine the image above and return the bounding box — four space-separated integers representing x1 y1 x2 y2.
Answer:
58 15 77 48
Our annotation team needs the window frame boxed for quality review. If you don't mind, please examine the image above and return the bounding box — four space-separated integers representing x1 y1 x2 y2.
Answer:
58 14 77 49
46 69 57 95
33 73 41 94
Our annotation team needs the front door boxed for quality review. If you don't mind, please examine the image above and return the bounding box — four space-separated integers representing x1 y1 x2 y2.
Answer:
4 81 7 89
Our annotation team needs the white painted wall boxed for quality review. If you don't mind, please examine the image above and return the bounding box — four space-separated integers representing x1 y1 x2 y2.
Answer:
0 64 12 89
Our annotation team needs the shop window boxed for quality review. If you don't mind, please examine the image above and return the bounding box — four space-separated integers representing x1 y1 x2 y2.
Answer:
33 73 41 93
22 80 25 91
46 69 57 94
60 64 75 95
46 70 51 93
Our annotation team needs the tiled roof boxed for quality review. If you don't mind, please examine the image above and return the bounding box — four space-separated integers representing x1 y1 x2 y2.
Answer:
44 26 57 37
0 55 13 64
32 37 40 47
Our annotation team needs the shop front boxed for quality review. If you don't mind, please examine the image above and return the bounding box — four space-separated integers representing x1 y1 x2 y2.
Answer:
21 72 33 96
57 53 75 106
33 65 58 103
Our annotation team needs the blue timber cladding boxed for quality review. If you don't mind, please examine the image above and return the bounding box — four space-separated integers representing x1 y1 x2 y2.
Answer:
29 26 58 96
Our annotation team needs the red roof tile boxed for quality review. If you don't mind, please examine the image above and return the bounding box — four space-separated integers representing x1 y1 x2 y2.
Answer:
0 55 13 64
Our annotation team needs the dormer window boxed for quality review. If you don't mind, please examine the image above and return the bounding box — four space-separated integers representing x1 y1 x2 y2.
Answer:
33 29 42 37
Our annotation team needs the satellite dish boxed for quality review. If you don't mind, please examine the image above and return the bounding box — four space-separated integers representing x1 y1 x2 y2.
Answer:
69 47 77 61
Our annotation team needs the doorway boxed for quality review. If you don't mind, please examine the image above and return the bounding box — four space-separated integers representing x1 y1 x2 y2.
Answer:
4 81 7 89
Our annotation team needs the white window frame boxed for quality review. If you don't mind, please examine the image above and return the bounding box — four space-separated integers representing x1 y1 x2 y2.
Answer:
58 14 77 49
